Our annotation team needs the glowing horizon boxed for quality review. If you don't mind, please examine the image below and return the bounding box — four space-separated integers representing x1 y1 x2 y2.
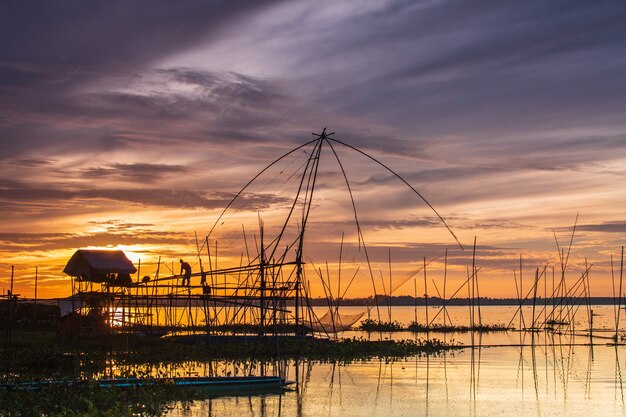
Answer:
1 138 623 300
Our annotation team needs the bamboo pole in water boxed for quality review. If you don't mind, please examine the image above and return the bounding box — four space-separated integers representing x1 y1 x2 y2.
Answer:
617 247 624 339
612 254 617 340
413 266 418 325
388 248 392 323
423 257 429 330
550 265 556 321
323 262 336 333
337 232 343 322
259 224 265 333
467 267 473 329
532 268 538 331
378 270 388 322
443 249 448 328
195 231 206 331
471 237 477 328
476 267 482 327
538 268 548 329
584 258 592 337
519 254 526 330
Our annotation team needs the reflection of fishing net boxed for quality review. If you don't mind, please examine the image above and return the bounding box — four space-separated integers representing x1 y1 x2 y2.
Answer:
305 310 364 333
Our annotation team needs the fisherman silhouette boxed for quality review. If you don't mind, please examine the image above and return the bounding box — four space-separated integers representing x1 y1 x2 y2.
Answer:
179 259 192 286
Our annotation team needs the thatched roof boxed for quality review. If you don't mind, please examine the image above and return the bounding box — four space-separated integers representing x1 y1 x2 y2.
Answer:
63 249 137 281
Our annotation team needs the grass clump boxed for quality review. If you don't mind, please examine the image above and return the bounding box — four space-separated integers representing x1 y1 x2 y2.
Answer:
407 322 511 333
358 319 404 332
0 330 460 380
0 383 202 417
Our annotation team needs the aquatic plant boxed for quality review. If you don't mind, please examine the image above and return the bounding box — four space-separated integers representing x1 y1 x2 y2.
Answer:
0 330 460 381
407 322 511 333
358 319 404 332
0 383 201 417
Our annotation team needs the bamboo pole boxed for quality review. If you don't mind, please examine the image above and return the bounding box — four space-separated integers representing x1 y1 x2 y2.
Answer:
467 267 473 328
471 237 477 328
336 232 343 322
443 249 448 328
10 265 14 296
413 267 418 325
259 222 265 333
423 257 429 330
536 270 549 328
519 253 526 330
388 248 392 323
617 247 624 339
475 267 482 327
5 265 15 348
532 268 539 331
612 254 617 340
34 266 38 325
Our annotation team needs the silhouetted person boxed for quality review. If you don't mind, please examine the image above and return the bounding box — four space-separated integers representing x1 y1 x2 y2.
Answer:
116 273 132 286
179 259 192 286
202 283 211 296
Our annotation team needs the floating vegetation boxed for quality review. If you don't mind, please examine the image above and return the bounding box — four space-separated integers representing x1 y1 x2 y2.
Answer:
544 319 569 327
407 322 511 333
0 383 203 417
0 331 460 380
356 319 510 333
0 336 456 416
0 329 460 416
358 319 404 332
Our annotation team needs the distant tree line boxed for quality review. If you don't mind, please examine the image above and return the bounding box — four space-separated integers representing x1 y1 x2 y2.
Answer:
296 295 622 307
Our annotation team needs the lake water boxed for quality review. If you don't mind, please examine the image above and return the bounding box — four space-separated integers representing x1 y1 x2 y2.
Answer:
156 305 626 416
162 345 626 417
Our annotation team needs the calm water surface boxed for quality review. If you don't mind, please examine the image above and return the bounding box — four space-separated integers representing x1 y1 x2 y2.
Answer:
160 305 626 416
164 345 626 417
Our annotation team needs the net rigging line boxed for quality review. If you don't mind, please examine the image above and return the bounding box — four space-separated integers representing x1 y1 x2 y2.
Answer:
196 130 464 317
200 149 314 258
204 137 320 242
325 137 464 251
203 132 463 259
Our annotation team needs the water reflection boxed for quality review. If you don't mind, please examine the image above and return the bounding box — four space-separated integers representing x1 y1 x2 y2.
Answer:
159 341 626 417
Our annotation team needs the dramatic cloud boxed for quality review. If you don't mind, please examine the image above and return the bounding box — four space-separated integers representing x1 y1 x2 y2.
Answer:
82 163 187 183
571 221 626 234
0 0 624 297
0 231 190 252
0 184 289 211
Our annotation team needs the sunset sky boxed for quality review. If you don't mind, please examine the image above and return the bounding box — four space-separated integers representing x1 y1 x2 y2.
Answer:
1 1 625 299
